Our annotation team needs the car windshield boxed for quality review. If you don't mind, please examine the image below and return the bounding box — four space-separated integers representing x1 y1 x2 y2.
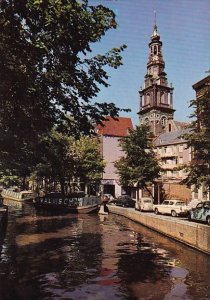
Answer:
143 199 152 203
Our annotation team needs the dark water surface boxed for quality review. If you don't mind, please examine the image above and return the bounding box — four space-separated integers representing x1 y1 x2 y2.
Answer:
0 203 210 300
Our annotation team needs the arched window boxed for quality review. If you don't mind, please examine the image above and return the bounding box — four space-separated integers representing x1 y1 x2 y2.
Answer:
145 118 149 125
154 46 157 54
146 93 150 105
161 116 166 127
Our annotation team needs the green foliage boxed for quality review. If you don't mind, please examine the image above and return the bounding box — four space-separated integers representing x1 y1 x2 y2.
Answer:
71 136 105 183
182 87 210 189
0 173 20 188
33 129 75 180
30 130 105 193
0 0 128 180
115 125 161 190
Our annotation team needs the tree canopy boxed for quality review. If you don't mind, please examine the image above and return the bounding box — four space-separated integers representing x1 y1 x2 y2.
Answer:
31 130 104 194
182 85 210 190
115 125 161 199
0 0 128 178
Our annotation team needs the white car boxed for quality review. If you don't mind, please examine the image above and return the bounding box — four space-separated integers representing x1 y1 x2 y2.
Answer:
135 197 153 212
154 199 190 217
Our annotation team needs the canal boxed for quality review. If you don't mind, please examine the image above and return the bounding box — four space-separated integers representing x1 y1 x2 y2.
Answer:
0 204 210 300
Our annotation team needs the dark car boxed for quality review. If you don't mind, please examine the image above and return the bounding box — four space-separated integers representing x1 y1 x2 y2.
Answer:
188 201 210 225
109 195 135 208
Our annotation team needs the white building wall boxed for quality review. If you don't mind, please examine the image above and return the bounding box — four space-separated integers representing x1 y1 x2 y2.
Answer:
102 136 123 180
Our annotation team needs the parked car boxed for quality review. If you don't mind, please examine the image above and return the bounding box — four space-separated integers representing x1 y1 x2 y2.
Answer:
135 197 154 212
188 201 210 225
109 195 135 208
154 199 190 217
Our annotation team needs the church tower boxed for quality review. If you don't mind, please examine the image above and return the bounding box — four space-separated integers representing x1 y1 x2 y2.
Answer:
138 15 175 136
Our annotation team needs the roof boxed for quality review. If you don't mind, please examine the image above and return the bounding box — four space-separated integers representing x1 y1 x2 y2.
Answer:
174 121 190 130
154 128 191 146
96 116 133 137
192 75 210 90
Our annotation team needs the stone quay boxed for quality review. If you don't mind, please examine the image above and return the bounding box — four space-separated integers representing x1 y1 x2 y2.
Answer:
108 205 210 255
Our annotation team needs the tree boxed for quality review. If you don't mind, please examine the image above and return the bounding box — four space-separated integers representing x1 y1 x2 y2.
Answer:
115 125 161 200
71 136 105 194
0 0 128 178
182 86 210 191
30 130 105 195
31 129 76 194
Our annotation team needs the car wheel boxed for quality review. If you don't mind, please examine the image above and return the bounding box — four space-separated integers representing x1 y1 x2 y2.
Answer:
207 216 210 226
188 213 192 221
171 210 177 217
155 208 159 215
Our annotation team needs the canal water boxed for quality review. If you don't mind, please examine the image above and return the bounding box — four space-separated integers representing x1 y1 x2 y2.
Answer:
0 203 210 300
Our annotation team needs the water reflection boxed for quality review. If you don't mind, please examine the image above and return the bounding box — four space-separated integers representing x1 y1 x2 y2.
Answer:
0 204 209 300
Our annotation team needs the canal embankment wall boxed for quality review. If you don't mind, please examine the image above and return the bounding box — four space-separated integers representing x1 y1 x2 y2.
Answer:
108 205 210 255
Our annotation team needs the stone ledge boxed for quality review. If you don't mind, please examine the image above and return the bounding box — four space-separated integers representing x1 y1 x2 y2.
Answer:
107 205 210 255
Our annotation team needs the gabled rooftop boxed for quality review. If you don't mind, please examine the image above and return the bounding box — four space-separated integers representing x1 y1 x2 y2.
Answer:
96 116 133 137
154 128 191 146
174 121 190 130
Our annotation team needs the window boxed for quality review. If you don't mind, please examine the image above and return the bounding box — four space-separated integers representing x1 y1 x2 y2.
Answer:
179 145 183 152
168 124 172 132
145 118 149 125
161 117 166 126
154 45 157 54
146 93 150 104
204 203 210 209
175 202 185 206
163 201 169 205
169 201 175 205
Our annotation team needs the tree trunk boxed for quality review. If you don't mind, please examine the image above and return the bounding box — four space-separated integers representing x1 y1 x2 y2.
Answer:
21 176 26 190
59 177 65 196
85 183 88 196
136 185 140 201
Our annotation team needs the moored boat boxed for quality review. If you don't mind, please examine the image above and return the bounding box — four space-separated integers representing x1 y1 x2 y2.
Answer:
1 189 36 203
33 192 101 214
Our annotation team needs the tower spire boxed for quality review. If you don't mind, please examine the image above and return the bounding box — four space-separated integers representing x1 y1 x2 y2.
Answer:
138 14 175 136
154 10 157 27
152 10 159 38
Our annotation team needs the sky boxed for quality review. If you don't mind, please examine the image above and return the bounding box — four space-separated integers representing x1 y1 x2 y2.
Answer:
88 0 210 125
